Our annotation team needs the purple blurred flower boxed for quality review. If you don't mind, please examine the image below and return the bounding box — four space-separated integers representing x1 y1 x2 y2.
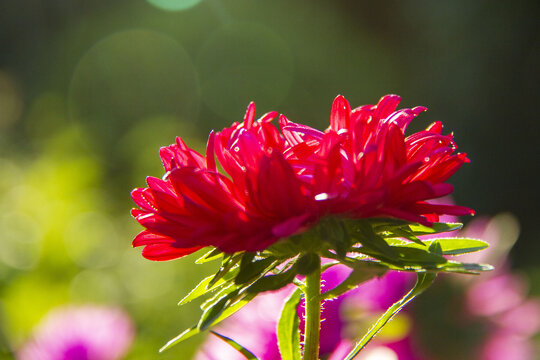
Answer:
17 305 134 360
467 273 527 317
466 274 540 360
481 332 536 360
195 287 286 360
478 299 540 360
462 215 539 360
416 214 539 360
195 266 417 360
195 213 539 360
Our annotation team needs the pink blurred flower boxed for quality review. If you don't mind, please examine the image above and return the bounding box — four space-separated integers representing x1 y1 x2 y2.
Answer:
195 266 417 360
195 215 539 360
467 273 528 317
195 287 286 360
17 305 134 360
481 332 536 360
494 299 540 337
437 215 538 360
462 215 539 359
466 273 540 360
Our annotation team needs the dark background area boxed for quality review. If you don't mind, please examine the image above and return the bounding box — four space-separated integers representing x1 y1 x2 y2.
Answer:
1 0 538 264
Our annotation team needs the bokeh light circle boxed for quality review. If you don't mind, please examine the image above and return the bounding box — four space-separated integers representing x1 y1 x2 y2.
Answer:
117 252 176 301
147 0 202 11
0 212 41 270
63 212 120 269
70 269 122 303
197 23 293 120
68 29 200 149
361 347 398 360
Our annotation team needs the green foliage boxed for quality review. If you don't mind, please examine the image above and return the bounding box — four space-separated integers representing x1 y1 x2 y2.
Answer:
344 273 437 360
211 331 259 360
195 248 223 264
163 251 297 351
245 266 298 294
208 253 243 287
160 292 258 352
277 288 302 360
178 267 240 306
162 218 492 354
235 253 278 285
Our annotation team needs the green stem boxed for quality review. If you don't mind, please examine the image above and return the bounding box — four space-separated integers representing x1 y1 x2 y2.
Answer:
303 255 321 360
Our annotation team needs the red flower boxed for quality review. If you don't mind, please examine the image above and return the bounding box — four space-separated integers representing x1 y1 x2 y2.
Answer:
131 103 314 260
132 95 473 261
280 94 474 225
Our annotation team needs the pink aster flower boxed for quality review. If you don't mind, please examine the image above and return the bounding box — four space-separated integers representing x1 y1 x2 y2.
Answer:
414 215 538 360
474 293 540 360
462 216 540 360
280 94 473 225
17 305 134 360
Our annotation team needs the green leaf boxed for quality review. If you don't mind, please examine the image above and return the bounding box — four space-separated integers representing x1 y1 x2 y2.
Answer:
344 273 436 360
393 247 446 266
208 253 242 287
274 257 300 274
178 267 240 306
265 239 302 259
211 331 260 359
195 247 223 264
439 261 494 274
407 222 463 235
198 288 240 330
355 246 447 268
235 253 277 285
160 293 257 352
200 282 237 311
321 261 387 300
428 240 443 255
428 238 489 255
178 275 215 306
346 220 398 260
246 265 298 294
277 287 302 360
213 292 257 323
356 237 489 272
321 250 369 267
369 218 411 228
159 326 199 352
391 238 489 256
382 227 424 246
321 260 340 271
375 222 462 247
319 217 351 257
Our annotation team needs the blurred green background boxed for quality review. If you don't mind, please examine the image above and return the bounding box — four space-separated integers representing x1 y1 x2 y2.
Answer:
0 0 538 358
